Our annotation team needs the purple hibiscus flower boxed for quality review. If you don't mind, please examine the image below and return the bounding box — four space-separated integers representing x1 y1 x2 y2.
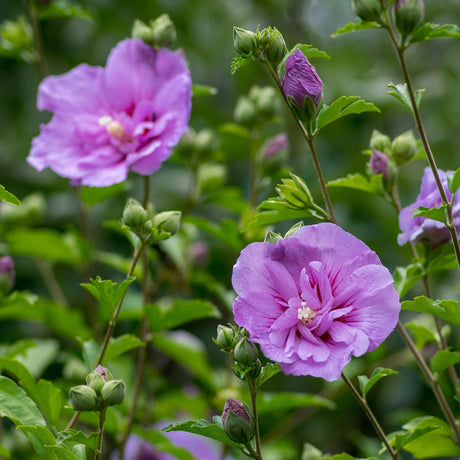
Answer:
28 38 192 187
282 48 322 109
369 149 388 178
398 167 460 247
232 223 400 382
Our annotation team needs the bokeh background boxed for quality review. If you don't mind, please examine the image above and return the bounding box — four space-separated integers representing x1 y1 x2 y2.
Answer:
1 0 460 458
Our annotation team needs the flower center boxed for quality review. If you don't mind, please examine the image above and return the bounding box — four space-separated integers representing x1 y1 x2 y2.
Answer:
297 302 316 325
98 115 126 140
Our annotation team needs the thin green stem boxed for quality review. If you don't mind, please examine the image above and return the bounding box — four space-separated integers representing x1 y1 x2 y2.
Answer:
341 372 398 459
93 409 106 460
27 0 49 78
245 376 263 460
265 62 337 224
34 258 69 307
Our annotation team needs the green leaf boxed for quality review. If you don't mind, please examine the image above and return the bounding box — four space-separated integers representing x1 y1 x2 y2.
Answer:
145 299 221 332
231 54 255 74
38 0 94 21
301 443 323 460
15 339 59 379
5 228 89 264
0 376 46 426
257 392 335 415
431 349 460 373
0 184 20 205
410 23 460 45
79 182 127 207
102 334 145 365
449 166 460 194
387 83 424 114
405 318 438 349
44 445 81 460
192 84 218 97
413 204 447 224
80 339 100 371
315 96 380 133
56 430 99 451
81 276 136 321
358 367 398 399
0 445 10 458
326 173 384 197
0 357 38 403
17 425 57 460
36 379 62 427
402 296 460 327
392 263 424 297
248 207 322 228
322 455 375 460
331 20 381 37
152 331 214 390
256 362 281 388
203 187 248 214
219 122 251 138
163 419 242 449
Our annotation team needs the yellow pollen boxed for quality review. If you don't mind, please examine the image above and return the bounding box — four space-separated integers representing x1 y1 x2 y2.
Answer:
297 302 316 325
106 121 125 140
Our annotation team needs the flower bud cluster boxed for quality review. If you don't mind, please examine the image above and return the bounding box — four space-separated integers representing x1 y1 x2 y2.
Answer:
68 365 126 412
132 14 176 48
122 198 182 242
233 26 287 67
234 85 280 127
276 173 314 210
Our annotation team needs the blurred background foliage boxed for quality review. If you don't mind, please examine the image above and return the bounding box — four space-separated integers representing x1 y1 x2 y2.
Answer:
1 0 460 458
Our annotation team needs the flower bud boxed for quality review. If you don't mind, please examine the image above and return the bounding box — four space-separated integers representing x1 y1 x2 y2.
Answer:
222 398 255 444
277 174 313 209
391 130 417 165
214 324 237 352
131 19 155 43
86 365 110 394
101 380 126 406
369 149 389 178
264 133 289 159
0 256 15 296
194 129 218 155
153 211 181 235
234 337 258 366
246 358 262 379
197 162 227 194
69 385 98 411
249 86 279 119
395 0 425 36
369 129 391 153
264 230 283 244
263 27 287 67
150 13 176 48
351 0 384 23
233 27 258 56
123 199 148 231
234 96 257 126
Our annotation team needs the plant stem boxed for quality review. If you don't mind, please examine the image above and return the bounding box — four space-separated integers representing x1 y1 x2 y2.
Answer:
341 372 398 459
245 376 263 460
34 258 69 307
93 409 106 460
384 22 460 271
27 0 49 78
265 62 337 224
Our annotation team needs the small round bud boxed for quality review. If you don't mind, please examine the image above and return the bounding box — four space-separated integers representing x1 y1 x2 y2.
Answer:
214 325 237 352
123 199 148 231
369 149 389 178
131 19 155 43
249 86 279 119
153 211 181 235
101 380 126 406
197 162 227 194
247 359 262 379
86 372 105 394
222 398 255 444
234 337 258 366
352 0 384 23
395 0 425 36
194 129 218 154
369 129 391 153
391 130 417 165
233 27 258 56
234 96 257 126
264 27 287 67
69 385 98 411
150 13 176 48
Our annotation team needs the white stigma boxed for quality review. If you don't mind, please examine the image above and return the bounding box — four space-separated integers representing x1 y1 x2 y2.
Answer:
297 302 316 325
98 116 125 140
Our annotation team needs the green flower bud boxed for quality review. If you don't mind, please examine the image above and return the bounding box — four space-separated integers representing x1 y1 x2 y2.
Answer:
395 0 425 36
123 199 148 231
246 358 262 379
262 27 287 66
214 324 237 352
233 27 258 56
101 379 126 406
249 86 279 119
150 13 176 48
194 129 218 154
391 130 417 165
234 337 258 366
197 162 227 194
131 19 155 43
369 129 391 152
234 95 257 126
86 365 110 394
264 230 283 244
222 398 255 444
277 174 313 209
284 221 304 238
153 211 181 235
69 385 98 411
351 0 384 23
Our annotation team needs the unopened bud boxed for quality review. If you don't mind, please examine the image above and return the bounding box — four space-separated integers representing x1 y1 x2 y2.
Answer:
263 27 287 66
197 162 227 194
153 211 181 235
369 129 391 153
0 256 14 296
101 380 126 406
69 385 98 412
264 230 282 244
249 86 279 119
352 0 384 23
234 96 257 126
150 13 176 48
234 337 258 366
86 365 110 394
222 398 255 444
233 27 258 56
214 325 237 352
395 0 425 36
131 19 155 43
123 199 148 231
391 130 417 165
369 149 389 178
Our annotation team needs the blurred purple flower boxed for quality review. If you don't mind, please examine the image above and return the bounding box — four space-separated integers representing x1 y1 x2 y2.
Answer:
282 49 322 109
232 223 400 382
0 256 15 294
29 38 192 187
369 149 388 178
264 133 289 158
398 167 460 247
